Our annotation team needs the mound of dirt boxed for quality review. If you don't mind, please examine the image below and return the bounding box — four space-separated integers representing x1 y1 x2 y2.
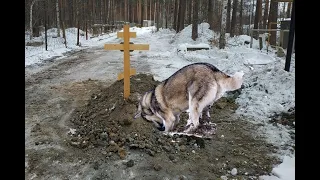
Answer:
269 107 295 144
269 107 295 128
67 73 280 178
68 73 211 156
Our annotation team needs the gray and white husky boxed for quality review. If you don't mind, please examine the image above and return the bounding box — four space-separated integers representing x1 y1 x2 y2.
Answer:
134 62 244 133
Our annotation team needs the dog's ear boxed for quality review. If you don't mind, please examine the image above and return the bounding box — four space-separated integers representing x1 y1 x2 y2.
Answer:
134 103 142 119
230 71 244 90
233 71 244 79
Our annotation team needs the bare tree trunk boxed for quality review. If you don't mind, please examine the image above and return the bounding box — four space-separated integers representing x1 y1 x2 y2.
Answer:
62 0 67 27
56 0 60 37
76 0 80 46
173 0 179 31
73 0 77 26
44 1 48 50
282 2 286 19
239 0 243 34
137 0 141 25
230 0 238 37
198 0 202 22
62 21 67 47
156 0 160 30
250 0 255 28
110 0 113 24
286 2 291 18
125 0 128 22
100 0 103 25
113 0 116 24
213 0 222 32
135 1 137 23
128 0 132 22
145 0 147 21
150 0 152 20
111 0 114 25
81 0 85 29
268 0 278 45
77 20 80 45
208 0 214 30
114 0 117 24
90 0 94 25
253 0 262 39
119 1 122 22
263 0 269 29
204 0 208 23
162 1 166 28
192 0 198 40
219 0 227 49
67 0 72 27
129 0 131 22
258 0 263 29
130 1 133 23
154 1 156 24
107 0 110 23
30 0 37 40
177 0 181 31
166 0 169 28
188 0 192 25
103 0 106 24
226 0 231 33
59 0 67 47
140 0 144 26
61 17 67 47
177 0 186 32
84 0 87 37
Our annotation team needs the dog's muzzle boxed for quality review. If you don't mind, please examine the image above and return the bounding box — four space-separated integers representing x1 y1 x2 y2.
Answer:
156 121 165 131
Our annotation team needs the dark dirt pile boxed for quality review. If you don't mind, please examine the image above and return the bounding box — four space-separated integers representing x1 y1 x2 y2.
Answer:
68 74 162 152
269 107 295 150
269 107 295 128
67 73 282 178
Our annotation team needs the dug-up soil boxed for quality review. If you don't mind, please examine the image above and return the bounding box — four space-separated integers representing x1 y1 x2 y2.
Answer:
64 73 281 180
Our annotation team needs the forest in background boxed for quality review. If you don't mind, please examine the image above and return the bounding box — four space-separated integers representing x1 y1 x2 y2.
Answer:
25 0 293 49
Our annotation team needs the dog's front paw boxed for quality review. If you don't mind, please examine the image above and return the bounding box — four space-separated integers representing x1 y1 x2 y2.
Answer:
186 118 192 126
185 123 192 129
199 116 211 124
184 123 197 134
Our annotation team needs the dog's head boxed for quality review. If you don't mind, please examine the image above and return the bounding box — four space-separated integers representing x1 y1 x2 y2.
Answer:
230 71 244 90
134 91 165 131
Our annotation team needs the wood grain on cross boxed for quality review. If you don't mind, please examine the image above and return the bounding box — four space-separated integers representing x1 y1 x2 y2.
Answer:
104 24 149 99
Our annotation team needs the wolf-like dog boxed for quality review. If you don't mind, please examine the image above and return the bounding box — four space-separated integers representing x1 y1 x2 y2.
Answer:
134 62 244 132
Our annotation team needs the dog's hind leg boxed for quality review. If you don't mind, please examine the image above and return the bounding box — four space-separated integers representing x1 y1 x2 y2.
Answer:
201 105 211 118
186 91 193 126
185 84 217 132
205 105 211 118
200 105 211 124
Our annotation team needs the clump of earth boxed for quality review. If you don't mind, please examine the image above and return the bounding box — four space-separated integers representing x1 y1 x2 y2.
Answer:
269 107 295 128
67 73 282 179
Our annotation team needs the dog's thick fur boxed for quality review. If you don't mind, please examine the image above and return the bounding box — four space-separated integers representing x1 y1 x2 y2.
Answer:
134 62 244 132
